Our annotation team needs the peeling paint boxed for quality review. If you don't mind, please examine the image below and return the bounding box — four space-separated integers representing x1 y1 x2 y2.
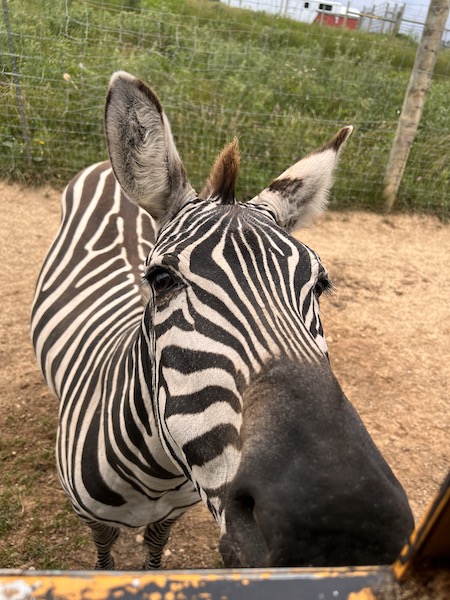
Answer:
0 567 393 600
0 580 41 600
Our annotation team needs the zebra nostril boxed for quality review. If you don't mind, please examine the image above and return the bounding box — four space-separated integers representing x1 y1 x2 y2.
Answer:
228 491 258 528
226 488 259 530
235 493 255 516
222 489 268 567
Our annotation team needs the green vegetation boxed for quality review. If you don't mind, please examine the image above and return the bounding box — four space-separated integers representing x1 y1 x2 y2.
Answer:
1 0 449 217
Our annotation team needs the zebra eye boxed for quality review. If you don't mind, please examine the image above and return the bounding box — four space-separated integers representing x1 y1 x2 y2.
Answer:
146 268 178 295
314 272 333 298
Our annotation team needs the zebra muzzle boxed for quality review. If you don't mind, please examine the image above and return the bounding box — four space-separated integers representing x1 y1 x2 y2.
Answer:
218 358 414 568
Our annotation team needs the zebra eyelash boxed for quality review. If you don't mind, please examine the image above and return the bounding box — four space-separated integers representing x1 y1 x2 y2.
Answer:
314 271 334 298
322 278 334 296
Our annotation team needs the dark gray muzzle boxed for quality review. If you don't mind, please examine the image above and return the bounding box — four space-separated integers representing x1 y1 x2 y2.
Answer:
220 359 414 568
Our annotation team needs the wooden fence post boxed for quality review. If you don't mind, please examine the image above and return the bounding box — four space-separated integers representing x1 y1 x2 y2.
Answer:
383 0 450 211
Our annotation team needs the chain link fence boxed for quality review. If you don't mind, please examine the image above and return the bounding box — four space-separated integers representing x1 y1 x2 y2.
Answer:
1 0 449 217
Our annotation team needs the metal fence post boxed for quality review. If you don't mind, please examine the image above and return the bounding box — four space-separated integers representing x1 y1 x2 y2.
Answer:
383 0 450 211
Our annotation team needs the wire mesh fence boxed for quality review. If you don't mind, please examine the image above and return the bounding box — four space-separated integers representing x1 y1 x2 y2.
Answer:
1 0 449 217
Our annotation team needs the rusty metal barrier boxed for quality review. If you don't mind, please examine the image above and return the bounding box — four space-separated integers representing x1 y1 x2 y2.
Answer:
0 472 448 600
0 566 391 600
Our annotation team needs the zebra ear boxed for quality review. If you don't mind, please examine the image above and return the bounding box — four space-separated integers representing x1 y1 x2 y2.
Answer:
248 126 353 232
105 71 196 222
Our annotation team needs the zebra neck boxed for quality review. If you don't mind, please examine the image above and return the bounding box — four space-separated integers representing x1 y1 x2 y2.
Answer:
102 325 180 478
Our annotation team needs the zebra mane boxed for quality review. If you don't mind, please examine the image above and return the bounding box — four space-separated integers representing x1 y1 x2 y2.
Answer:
199 138 240 205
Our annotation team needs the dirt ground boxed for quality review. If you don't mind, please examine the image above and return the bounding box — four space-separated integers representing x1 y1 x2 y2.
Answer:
0 180 449 571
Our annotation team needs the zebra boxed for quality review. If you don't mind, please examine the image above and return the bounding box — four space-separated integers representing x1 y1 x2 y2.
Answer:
31 71 414 570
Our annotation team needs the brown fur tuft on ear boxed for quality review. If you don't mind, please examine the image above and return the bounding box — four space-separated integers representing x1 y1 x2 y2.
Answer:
200 138 240 204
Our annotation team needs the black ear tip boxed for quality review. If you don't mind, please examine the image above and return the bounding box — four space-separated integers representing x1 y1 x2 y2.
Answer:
341 125 353 138
334 126 353 150
316 126 353 153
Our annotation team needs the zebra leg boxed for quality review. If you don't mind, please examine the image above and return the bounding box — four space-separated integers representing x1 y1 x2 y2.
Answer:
87 520 120 569
143 517 179 569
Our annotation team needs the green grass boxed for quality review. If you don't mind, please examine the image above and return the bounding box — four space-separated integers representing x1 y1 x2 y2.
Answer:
1 0 449 217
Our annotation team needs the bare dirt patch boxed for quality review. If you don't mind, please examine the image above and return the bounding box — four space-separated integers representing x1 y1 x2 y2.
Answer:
0 181 448 570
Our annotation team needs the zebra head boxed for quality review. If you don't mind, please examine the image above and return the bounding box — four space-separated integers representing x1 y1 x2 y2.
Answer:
105 72 413 568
